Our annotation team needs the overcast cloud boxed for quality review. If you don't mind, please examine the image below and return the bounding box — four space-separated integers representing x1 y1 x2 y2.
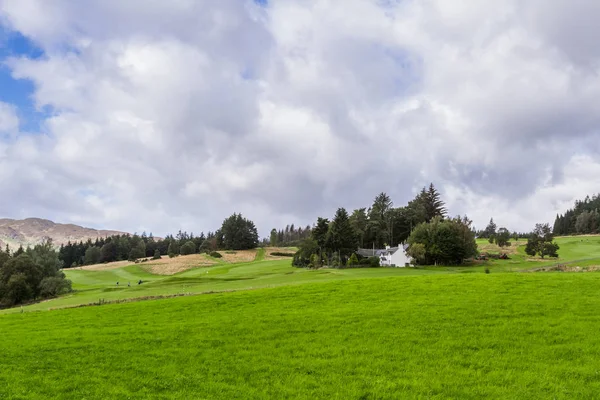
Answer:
1 0 599 236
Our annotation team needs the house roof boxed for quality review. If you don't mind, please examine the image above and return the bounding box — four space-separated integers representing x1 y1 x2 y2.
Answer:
357 244 408 257
357 248 386 257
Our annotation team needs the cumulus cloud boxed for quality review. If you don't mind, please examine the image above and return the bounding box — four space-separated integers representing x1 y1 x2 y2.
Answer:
0 0 599 235
0 101 19 134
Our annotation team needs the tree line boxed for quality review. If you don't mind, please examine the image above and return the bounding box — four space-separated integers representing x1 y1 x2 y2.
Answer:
293 183 480 267
477 218 530 247
269 224 313 247
0 240 72 308
553 194 600 235
58 213 259 268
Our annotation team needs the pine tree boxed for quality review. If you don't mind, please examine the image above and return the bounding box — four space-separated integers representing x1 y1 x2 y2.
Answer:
422 183 447 222
326 208 358 262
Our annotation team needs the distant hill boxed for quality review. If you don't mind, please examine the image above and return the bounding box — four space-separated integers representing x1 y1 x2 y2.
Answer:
0 218 127 250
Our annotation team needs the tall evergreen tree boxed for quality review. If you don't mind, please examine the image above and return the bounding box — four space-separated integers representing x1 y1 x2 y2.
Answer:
312 218 330 251
349 208 368 248
326 208 358 262
422 183 447 222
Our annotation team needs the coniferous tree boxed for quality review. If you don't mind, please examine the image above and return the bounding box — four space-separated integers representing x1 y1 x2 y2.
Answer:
349 208 368 248
312 218 330 251
326 208 358 262
219 213 259 250
422 183 447 222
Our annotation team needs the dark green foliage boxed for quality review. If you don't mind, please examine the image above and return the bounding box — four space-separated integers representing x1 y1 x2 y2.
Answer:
479 218 497 239
406 243 426 264
526 223 559 258
39 277 72 298
84 246 101 265
326 208 358 263
128 241 146 261
407 216 478 265
368 256 380 268
152 249 162 260
0 241 71 308
346 253 359 267
422 183 447 221
349 208 368 248
167 241 178 258
366 193 394 248
209 251 222 258
311 218 330 250
100 241 117 263
270 252 295 257
13 245 24 257
219 213 259 250
553 194 600 235
495 228 511 247
180 241 196 256
292 238 320 268
268 225 311 247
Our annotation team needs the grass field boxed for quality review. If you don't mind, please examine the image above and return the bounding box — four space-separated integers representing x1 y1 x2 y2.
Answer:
2 236 600 398
2 236 600 314
2 273 600 398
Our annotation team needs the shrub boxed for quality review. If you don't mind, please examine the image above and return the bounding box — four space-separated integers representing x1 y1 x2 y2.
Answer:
180 241 196 256
209 251 223 258
309 254 320 269
485 267 490 274
346 253 359 267
369 256 380 268
39 276 72 298
152 249 162 260
270 252 295 257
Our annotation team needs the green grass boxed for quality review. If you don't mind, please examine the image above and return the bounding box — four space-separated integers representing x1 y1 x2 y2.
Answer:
2 273 600 398
3 235 600 314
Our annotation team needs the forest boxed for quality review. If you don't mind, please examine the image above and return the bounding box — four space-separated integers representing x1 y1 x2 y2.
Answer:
553 194 600 235
292 184 480 267
0 240 72 308
57 213 258 268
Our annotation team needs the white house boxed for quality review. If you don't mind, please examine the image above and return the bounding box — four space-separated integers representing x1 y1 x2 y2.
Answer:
357 243 412 267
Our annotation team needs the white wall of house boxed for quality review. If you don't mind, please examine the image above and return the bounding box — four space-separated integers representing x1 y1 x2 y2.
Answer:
390 249 411 267
379 245 412 267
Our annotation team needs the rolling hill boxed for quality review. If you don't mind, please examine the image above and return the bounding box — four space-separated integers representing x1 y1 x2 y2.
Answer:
0 217 127 250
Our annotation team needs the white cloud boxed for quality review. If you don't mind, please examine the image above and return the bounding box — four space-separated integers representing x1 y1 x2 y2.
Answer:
0 102 19 134
0 0 599 236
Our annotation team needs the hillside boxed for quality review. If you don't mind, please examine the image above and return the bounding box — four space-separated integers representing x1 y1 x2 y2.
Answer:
3 274 600 398
0 217 127 250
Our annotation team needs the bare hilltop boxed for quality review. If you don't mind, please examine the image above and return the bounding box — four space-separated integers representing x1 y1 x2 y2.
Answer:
0 218 126 250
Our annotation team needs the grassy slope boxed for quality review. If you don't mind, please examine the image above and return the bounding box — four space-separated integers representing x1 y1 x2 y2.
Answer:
4 236 600 313
2 274 600 399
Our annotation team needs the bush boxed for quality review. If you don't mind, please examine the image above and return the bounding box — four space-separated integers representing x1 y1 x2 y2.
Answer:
346 253 359 267
369 256 380 268
209 251 223 258
180 241 196 256
39 276 72 298
152 249 162 260
355 256 379 267
309 254 320 269
485 267 490 274
270 252 295 257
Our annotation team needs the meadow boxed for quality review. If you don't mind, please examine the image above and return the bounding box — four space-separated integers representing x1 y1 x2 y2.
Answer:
2 273 600 398
1 236 600 398
2 236 600 314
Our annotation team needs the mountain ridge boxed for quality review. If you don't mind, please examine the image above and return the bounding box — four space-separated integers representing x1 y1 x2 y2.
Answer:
0 217 128 250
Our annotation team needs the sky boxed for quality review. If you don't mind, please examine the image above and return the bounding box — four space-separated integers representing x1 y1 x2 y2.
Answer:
1 0 600 238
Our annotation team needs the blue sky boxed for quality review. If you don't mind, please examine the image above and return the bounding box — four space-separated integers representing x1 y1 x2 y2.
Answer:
0 27 45 132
